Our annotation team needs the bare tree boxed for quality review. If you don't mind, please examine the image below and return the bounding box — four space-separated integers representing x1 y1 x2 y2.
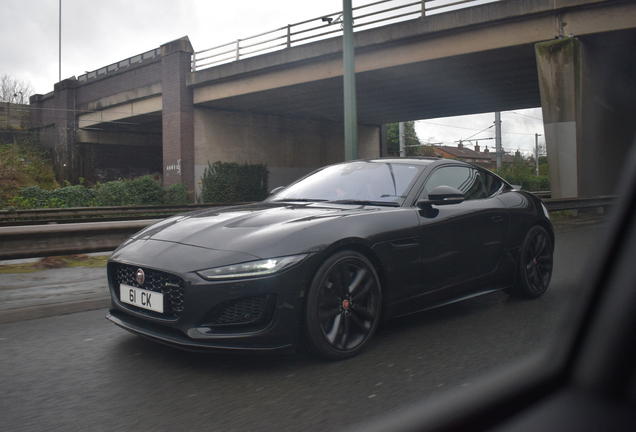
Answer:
0 74 34 104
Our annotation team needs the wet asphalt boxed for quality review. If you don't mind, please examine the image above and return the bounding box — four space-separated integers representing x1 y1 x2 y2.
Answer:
0 214 607 431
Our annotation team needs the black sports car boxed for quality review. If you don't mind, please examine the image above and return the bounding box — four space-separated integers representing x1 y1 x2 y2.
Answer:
106 158 554 360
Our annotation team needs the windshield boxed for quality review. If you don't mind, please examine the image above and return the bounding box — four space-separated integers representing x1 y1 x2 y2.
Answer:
270 161 425 205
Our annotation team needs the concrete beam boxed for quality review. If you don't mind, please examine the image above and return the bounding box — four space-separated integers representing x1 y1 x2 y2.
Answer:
193 15 556 105
191 0 636 109
189 0 625 88
76 129 162 147
77 96 162 129
78 83 162 112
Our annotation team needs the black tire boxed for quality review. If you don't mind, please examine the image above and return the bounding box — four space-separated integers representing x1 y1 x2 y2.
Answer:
508 225 554 299
305 250 382 360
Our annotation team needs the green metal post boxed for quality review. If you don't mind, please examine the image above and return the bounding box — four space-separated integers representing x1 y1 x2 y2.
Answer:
343 0 357 160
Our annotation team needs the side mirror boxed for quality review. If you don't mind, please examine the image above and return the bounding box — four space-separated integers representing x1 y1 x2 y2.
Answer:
417 185 465 208
269 186 286 195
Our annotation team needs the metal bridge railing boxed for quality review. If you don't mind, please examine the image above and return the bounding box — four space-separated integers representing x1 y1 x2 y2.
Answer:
191 0 500 71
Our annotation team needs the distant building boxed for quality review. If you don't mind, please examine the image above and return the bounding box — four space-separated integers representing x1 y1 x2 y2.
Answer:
434 143 494 166
434 143 515 169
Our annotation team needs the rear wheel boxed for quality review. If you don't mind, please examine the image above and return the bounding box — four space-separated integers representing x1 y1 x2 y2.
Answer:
305 251 381 360
508 225 553 299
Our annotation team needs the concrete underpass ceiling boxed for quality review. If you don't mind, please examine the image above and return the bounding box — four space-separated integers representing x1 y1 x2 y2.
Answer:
194 44 542 125
85 112 162 134
77 111 162 147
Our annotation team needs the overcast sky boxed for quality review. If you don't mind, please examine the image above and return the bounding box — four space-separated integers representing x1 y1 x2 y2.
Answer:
0 0 544 155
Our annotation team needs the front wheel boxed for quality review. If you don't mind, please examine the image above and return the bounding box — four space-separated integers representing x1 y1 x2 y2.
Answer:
304 251 382 360
508 225 554 299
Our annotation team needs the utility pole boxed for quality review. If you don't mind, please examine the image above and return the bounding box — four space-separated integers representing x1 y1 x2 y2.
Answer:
399 122 405 157
494 112 502 168
343 0 357 160
59 0 62 82
535 133 542 177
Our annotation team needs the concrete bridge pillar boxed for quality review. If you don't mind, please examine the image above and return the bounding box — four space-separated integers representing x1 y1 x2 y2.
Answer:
161 37 195 196
536 36 636 199
31 78 78 185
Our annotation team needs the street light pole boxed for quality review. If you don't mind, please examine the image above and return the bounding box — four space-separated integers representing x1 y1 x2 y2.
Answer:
494 112 502 168
535 133 542 177
399 122 405 157
343 0 357 161
59 0 62 82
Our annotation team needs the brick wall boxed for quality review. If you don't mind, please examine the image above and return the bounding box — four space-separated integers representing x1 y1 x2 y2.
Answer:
75 58 162 106
161 38 194 192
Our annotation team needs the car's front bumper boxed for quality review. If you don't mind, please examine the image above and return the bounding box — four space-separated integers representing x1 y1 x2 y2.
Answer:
106 253 322 354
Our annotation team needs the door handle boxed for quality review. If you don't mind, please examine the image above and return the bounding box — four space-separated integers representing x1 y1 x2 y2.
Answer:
491 215 504 223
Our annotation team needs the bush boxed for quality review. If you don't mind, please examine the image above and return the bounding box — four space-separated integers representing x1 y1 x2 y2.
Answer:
496 154 550 192
200 161 269 203
5 175 193 210
9 184 96 209
13 185 51 208
165 183 189 205
92 176 165 207
52 184 97 207
126 175 165 205
93 181 131 207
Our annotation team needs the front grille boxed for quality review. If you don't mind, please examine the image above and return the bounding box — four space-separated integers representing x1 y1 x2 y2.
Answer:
204 295 274 327
111 263 185 320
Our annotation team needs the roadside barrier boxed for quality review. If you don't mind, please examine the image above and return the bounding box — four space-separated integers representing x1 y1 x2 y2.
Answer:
0 196 616 260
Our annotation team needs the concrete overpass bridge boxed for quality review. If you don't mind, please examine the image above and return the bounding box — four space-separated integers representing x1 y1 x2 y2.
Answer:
30 0 636 199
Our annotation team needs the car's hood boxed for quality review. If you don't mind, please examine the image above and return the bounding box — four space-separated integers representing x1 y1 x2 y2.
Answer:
128 202 379 258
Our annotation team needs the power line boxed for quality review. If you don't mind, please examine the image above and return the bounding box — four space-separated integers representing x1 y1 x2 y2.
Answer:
415 120 486 132
462 124 493 141
416 119 541 137
507 111 543 121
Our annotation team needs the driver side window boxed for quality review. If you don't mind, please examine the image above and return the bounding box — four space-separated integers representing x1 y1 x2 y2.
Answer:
424 166 495 201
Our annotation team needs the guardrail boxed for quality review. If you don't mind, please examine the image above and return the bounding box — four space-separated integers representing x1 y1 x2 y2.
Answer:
0 203 248 226
0 220 153 261
192 0 501 71
531 191 551 199
0 195 616 261
543 195 615 212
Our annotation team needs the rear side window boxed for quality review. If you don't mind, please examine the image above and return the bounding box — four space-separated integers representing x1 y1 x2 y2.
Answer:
482 169 503 196
424 166 502 201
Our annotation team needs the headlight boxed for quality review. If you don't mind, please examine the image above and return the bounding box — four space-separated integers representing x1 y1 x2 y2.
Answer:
196 254 308 280
541 202 551 220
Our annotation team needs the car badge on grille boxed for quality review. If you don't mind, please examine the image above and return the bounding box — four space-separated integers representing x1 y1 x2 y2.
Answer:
136 269 145 285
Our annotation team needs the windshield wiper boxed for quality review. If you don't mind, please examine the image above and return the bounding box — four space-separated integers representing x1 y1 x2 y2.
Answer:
329 199 400 207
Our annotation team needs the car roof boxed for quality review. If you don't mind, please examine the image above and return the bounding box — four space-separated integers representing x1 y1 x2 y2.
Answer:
362 157 441 166
358 158 510 181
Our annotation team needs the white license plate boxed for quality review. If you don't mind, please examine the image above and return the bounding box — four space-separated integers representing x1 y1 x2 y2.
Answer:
120 284 164 313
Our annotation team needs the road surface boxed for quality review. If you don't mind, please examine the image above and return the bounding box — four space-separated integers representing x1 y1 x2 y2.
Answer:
0 216 605 431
